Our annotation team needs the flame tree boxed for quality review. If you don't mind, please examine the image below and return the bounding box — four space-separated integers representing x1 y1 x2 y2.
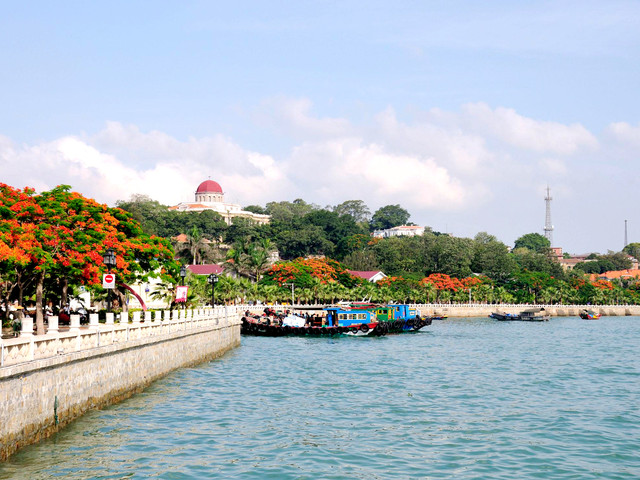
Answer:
0 184 177 334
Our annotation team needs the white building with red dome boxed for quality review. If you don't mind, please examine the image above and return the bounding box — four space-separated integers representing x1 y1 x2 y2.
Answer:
169 179 270 225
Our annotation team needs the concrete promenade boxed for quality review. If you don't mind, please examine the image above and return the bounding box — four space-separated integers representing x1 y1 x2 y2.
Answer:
0 307 241 461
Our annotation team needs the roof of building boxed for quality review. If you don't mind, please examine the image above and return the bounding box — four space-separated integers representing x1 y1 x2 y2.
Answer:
186 264 224 275
395 225 423 229
592 269 640 281
196 180 223 194
348 270 386 281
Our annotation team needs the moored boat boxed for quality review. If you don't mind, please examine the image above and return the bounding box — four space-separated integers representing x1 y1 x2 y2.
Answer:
331 303 432 334
489 311 519 321
241 306 385 337
241 302 432 337
579 309 601 320
490 308 550 322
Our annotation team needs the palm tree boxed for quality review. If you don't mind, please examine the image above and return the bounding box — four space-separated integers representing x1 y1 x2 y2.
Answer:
247 243 270 282
176 226 210 265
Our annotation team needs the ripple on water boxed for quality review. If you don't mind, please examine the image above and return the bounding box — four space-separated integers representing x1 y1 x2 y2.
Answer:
2 317 640 479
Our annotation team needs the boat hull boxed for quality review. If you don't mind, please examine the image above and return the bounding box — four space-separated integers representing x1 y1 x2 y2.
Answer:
490 312 549 322
241 318 384 337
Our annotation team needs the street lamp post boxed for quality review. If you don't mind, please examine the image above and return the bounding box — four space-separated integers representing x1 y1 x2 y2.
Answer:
180 265 187 308
208 273 219 306
102 248 117 312
284 282 295 306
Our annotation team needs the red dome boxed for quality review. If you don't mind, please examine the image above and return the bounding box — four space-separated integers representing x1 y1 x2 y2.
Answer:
196 180 223 194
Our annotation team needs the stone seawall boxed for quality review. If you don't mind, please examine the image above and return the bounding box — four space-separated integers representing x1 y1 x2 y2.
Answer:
413 304 640 318
0 308 241 461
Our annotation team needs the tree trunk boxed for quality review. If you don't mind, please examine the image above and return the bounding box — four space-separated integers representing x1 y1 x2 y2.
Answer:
61 277 69 309
35 270 45 335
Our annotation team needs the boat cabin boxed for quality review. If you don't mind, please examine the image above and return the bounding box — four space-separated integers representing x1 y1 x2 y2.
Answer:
324 307 377 327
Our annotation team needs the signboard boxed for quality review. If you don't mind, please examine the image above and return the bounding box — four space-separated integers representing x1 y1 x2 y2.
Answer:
103 273 116 289
176 286 189 303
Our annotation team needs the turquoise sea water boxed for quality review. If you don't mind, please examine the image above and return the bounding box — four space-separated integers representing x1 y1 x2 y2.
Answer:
2 316 640 479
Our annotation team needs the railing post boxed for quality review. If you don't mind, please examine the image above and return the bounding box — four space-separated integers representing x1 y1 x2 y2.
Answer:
89 313 100 329
47 315 59 334
144 311 152 323
69 314 81 333
105 312 114 325
20 315 34 338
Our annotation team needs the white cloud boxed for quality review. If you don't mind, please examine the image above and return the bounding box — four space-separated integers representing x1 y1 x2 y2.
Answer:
286 139 468 211
0 125 288 208
606 122 640 147
459 103 598 155
3 100 626 251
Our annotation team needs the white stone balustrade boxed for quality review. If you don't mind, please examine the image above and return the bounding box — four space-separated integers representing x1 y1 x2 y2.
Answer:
20 317 33 338
89 314 99 328
69 314 81 333
0 307 240 368
47 316 59 334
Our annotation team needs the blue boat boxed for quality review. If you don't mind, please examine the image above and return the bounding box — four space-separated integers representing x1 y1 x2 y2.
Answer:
327 303 432 334
241 306 383 337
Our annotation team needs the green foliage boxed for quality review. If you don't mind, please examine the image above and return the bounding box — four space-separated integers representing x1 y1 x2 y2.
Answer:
369 204 411 231
471 232 517 281
265 199 318 222
573 251 632 274
333 200 371 224
623 242 640 261
243 205 267 215
514 233 551 252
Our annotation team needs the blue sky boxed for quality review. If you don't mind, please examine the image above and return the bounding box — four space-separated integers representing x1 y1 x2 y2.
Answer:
1 1 639 254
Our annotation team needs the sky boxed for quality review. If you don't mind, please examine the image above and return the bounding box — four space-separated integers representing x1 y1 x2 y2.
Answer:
1 0 639 254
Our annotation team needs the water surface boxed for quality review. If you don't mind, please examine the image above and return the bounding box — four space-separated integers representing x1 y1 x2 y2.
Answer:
2 316 639 479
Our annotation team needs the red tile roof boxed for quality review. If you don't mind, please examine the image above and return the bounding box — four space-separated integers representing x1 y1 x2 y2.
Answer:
592 269 640 281
186 264 224 275
348 270 384 280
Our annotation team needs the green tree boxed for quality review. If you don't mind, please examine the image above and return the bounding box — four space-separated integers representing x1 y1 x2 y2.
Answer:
623 242 640 261
513 233 551 252
471 232 517 281
265 199 318 222
333 200 371 224
370 204 411 231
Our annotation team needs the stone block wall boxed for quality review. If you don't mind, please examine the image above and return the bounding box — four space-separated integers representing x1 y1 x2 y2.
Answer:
0 309 241 461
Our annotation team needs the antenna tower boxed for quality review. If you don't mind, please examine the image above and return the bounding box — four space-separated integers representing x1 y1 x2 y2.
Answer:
625 220 628 248
544 186 553 246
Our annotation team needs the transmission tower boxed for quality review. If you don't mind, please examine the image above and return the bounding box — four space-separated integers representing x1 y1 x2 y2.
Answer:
544 186 553 246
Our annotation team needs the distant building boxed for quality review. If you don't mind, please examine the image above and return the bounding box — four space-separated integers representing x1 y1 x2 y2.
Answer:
186 264 225 276
590 269 640 282
372 225 425 238
169 179 270 225
348 270 387 283
550 247 594 271
550 247 639 271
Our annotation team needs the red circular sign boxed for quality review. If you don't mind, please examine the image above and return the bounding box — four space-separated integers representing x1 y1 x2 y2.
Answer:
105 274 114 283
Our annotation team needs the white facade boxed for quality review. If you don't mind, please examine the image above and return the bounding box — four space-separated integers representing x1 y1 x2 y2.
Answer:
170 179 270 225
372 225 425 238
